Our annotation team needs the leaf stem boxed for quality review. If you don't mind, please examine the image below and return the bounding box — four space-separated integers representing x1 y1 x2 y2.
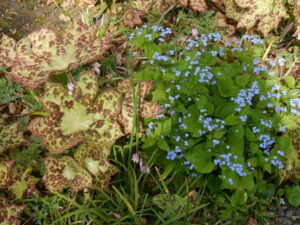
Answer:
67 72 75 85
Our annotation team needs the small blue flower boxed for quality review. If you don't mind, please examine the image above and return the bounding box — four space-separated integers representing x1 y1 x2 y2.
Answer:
166 151 176 160
252 126 260 134
240 115 247 122
210 51 218 56
151 25 158 32
253 58 260 65
279 126 286 132
159 37 165 42
277 150 284 156
272 84 280 91
184 161 190 165
175 146 181 153
277 57 286 67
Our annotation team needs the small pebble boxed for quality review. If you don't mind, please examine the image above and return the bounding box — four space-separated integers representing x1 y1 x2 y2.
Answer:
281 218 292 225
296 208 300 217
285 210 293 218
278 207 285 217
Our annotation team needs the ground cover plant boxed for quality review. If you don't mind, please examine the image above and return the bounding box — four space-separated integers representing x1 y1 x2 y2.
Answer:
0 0 300 224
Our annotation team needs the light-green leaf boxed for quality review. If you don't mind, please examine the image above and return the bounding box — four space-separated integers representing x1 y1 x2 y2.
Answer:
185 143 215 173
157 139 170 151
284 76 296 88
287 186 300 207
142 137 157 148
162 118 172 136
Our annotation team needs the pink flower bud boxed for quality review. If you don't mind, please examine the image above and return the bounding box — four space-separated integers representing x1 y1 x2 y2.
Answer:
131 153 140 163
67 82 74 91
140 165 150 174
192 28 199 36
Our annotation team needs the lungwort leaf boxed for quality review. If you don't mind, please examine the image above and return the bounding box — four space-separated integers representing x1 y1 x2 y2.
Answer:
116 78 162 134
74 143 119 191
0 160 15 189
0 34 17 69
0 197 26 225
137 0 207 13
6 165 39 200
27 70 123 154
43 155 93 193
8 20 112 89
0 119 27 155
293 0 300 38
222 0 287 37
178 0 207 13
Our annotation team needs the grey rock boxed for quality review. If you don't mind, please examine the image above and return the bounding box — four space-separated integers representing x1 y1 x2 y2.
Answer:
285 210 293 218
281 218 292 225
296 208 300 217
278 207 285 217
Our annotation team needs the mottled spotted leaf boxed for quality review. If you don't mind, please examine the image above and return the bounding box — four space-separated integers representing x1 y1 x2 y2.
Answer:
0 197 26 225
10 19 112 89
293 0 300 38
0 34 17 69
74 143 119 191
6 165 39 200
42 155 93 193
186 0 207 13
27 70 123 154
0 118 27 155
117 78 162 134
0 160 15 189
222 0 287 37
141 0 206 13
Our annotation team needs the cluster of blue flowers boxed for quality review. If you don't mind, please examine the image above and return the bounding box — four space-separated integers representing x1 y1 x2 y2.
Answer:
231 81 260 111
214 153 247 177
146 122 159 136
152 52 169 62
198 109 225 134
128 24 299 186
242 34 264 45
260 119 272 129
290 98 300 116
258 134 275 151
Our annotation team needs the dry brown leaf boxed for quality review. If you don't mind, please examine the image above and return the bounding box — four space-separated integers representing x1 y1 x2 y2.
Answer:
244 217 257 225
123 9 146 29
47 0 56 5
79 0 96 5
108 212 121 219
58 13 71 22
8 102 17 114
61 0 74 9
215 11 228 28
